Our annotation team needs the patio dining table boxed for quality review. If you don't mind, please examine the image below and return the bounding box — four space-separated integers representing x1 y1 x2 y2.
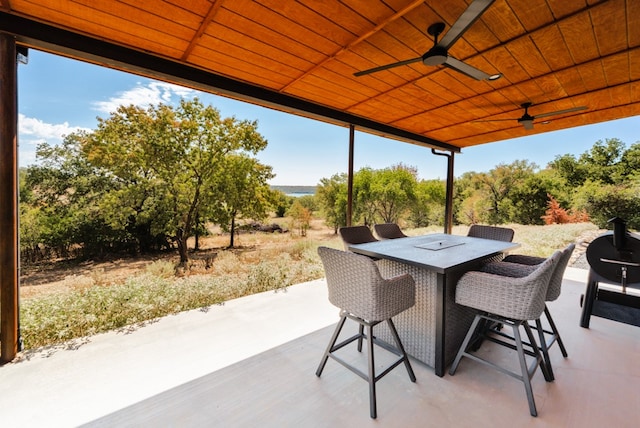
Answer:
349 233 519 377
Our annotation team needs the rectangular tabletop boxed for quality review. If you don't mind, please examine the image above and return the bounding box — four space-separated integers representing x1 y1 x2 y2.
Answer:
348 233 519 376
348 233 519 274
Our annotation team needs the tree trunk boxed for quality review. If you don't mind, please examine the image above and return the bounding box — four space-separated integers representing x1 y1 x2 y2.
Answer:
229 215 236 248
176 227 189 264
177 182 201 263
194 213 200 251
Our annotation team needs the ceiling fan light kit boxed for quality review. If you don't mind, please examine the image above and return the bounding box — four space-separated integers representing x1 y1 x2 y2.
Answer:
518 118 534 130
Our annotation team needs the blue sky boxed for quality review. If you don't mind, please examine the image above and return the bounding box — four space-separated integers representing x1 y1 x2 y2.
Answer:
18 49 640 186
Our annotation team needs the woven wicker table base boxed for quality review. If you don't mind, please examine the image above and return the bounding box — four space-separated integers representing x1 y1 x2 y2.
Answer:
376 259 476 369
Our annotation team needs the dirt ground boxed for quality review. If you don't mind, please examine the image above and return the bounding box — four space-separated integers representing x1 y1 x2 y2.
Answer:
19 218 339 299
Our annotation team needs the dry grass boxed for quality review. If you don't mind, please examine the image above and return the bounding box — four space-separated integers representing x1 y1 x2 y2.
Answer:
17 219 600 350
441 223 601 257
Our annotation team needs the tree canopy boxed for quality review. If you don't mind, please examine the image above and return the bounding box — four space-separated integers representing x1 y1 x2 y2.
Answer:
21 116 640 265
315 164 445 231
314 138 640 231
23 98 274 263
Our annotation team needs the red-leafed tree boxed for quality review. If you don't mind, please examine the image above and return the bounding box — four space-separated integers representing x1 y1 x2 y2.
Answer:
542 194 589 224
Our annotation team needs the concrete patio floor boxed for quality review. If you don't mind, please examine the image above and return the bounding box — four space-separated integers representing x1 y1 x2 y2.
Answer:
0 268 639 427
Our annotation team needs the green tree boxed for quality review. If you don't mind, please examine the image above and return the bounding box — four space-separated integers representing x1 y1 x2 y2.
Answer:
574 179 640 229
548 154 588 189
84 98 269 263
19 204 45 263
352 167 377 226
470 160 537 224
209 153 274 248
317 165 418 228
549 138 628 187
409 179 445 227
550 139 640 226
295 194 318 212
288 200 312 236
25 134 120 258
617 142 640 181
453 172 477 225
272 190 293 217
577 138 625 184
316 173 347 233
369 164 417 223
507 170 565 225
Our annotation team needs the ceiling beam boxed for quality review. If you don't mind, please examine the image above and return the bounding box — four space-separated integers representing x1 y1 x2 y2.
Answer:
281 0 425 92
181 0 224 61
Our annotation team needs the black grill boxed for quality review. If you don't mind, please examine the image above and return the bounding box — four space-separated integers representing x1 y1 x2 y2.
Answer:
580 218 640 328
585 232 640 291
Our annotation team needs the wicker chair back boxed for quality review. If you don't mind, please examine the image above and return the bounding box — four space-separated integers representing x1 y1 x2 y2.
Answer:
317 246 415 321
468 224 515 242
374 223 407 239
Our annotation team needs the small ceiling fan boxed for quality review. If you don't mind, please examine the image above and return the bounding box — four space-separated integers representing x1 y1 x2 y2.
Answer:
354 0 501 81
476 102 588 130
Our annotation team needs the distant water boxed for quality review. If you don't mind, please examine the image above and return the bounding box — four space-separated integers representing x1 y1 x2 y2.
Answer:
287 192 314 197
271 185 316 197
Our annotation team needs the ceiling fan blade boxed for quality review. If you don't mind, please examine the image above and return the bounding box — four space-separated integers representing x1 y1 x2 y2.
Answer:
534 106 588 119
354 56 422 77
473 118 517 122
439 0 496 49
443 56 490 80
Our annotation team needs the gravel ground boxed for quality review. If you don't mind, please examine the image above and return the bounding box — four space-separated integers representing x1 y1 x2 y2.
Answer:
568 228 607 270
571 253 590 269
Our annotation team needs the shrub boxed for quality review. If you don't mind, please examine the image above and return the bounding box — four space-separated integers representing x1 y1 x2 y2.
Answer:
542 194 589 225
145 260 176 278
211 251 243 275
246 255 290 293
574 181 640 229
288 201 312 236
287 240 316 261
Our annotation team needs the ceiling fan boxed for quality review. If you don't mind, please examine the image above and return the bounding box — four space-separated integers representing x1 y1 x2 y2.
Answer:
354 0 501 81
476 102 588 130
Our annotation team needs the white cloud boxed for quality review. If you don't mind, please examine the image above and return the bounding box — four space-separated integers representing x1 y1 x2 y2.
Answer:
17 81 196 167
92 81 196 114
18 114 91 166
19 114 88 141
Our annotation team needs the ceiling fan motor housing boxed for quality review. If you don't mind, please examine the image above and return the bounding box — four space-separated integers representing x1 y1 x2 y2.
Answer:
423 46 448 66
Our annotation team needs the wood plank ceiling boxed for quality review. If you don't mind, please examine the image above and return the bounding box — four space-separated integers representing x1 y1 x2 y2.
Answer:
1 0 638 150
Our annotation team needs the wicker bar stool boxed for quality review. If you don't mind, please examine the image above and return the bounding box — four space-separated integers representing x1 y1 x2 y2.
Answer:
316 246 416 419
338 225 378 250
482 243 575 380
449 251 560 417
467 224 515 242
467 225 515 265
374 223 407 239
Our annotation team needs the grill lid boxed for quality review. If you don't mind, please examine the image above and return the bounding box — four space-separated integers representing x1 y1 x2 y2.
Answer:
586 232 640 286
